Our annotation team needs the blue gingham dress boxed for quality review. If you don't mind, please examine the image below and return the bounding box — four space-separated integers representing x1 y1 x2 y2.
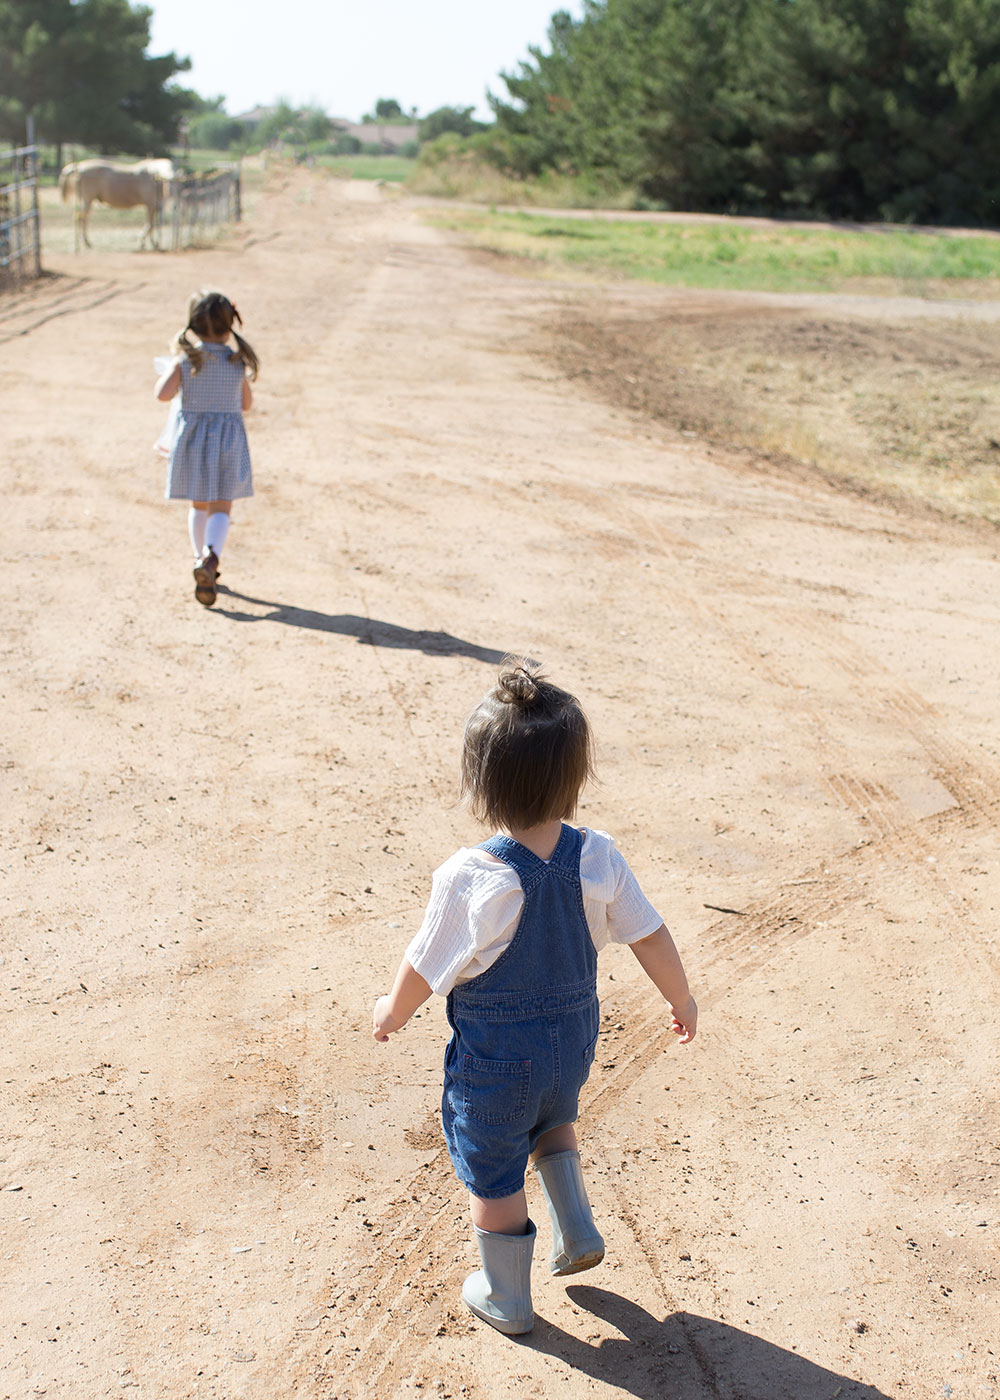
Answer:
164 342 253 500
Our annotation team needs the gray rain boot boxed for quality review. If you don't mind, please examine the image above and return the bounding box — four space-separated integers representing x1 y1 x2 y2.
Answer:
533 1150 605 1276
462 1219 536 1335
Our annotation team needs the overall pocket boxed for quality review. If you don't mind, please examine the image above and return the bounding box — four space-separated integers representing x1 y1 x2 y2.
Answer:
462 1054 531 1125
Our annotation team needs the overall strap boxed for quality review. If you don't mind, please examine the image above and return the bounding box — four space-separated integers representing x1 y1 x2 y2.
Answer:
478 824 582 890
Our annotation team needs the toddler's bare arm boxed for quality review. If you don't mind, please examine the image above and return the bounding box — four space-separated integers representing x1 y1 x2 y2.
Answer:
373 958 432 1042
629 924 697 1043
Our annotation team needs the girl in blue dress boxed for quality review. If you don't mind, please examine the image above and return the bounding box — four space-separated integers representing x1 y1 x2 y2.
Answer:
373 660 697 1335
154 290 259 607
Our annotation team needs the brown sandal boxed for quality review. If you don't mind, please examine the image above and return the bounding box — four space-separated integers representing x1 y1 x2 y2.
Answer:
193 549 219 607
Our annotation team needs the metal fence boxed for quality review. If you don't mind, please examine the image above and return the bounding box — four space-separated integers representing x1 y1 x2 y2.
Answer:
0 142 41 286
169 165 241 251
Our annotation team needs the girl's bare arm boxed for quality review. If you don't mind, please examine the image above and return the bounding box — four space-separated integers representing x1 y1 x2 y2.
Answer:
155 362 181 401
629 924 698 1042
373 958 432 1042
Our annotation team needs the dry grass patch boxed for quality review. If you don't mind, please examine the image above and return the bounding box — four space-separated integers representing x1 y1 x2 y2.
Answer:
548 304 1000 525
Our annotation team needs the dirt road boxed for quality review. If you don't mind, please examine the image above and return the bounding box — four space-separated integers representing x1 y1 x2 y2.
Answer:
2 170 998 1400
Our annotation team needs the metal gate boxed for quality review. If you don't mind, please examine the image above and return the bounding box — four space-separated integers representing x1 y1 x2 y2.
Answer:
0 139 41 286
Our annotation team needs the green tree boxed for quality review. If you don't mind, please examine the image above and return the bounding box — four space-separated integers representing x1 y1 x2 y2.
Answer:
490 2 659 181
173 89 227 117
638 0 767 210
256 99 303 145
760 0 1000 221
418 105 486 142
373 96 404 120
0 0 190 153
486 0 1000 222
187 110 245 150
301 104 330 143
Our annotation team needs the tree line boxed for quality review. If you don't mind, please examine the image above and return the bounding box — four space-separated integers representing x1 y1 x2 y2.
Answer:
186 98 486 157
486 0 1000 224
0 0 485 162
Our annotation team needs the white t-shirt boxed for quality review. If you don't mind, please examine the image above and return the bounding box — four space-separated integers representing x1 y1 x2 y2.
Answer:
406 827 663 997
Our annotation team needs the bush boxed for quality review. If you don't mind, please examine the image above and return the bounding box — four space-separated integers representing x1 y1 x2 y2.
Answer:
326 134 361 155
419 106 488 143
408 132 634 208
187 112 245 150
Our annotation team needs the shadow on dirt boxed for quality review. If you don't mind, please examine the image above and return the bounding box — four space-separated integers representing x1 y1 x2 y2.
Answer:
519 1286 890 1400
213 586 507 664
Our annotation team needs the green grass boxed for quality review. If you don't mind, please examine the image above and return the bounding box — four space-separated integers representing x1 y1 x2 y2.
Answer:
429 209 1000 295
312 153 417 182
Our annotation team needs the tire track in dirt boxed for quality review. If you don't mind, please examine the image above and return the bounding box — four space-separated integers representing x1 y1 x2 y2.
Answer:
605 1175 726 1399
589 478 1000 845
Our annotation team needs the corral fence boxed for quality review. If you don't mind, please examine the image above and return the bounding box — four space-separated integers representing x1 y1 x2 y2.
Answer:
169 164 241 250
0 140 41 286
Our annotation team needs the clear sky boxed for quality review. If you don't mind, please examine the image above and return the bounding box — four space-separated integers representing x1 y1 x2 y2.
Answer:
146 1 584 123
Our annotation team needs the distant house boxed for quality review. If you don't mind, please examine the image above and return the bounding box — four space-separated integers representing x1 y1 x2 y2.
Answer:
233 106 274 130
331 119 419 152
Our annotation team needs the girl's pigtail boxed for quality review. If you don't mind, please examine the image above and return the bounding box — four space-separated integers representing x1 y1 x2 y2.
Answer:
230 329 259 381
173 327 204 374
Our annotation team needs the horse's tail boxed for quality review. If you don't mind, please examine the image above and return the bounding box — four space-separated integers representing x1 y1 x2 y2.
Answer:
59 164 76 202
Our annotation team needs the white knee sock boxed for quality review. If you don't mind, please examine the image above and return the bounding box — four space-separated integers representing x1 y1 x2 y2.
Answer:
188 507 207 560
205 512 230 557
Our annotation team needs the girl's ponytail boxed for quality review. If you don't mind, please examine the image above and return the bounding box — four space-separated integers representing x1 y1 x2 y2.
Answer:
173 326 204 373
231 329 259 381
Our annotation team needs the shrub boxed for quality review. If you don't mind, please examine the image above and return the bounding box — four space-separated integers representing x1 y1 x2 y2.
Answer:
188 112 245 150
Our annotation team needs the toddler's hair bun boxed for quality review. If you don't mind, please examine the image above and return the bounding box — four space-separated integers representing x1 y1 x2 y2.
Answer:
497 659 542 709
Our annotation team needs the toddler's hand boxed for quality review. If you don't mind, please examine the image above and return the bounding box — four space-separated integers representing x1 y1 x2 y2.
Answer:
373 995 398 1043
670 995 698 1044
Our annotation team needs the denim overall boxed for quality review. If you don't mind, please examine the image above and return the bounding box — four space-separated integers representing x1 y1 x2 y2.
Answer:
442 824 600 1199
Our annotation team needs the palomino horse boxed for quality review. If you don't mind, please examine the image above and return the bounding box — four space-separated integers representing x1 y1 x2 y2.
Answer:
58 160 168 251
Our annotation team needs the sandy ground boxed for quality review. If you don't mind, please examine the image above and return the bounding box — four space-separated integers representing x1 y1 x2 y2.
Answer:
2 170 999 1400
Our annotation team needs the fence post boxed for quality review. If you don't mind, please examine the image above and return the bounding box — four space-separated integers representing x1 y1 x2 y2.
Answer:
26 115 41 277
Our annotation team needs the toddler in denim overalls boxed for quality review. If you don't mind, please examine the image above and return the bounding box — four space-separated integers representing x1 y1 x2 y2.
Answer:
374 661 698 1335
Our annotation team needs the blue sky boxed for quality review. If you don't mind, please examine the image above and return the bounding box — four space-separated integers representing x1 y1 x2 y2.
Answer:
146 1 584 123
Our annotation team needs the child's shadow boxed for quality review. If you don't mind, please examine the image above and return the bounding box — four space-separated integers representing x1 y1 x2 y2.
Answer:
522 1286 891 1400
214 587 507 664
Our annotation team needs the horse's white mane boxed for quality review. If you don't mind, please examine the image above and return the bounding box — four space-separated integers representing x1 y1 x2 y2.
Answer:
134 158 176 181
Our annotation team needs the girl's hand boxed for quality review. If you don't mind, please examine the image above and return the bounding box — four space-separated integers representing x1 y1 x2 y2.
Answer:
373 995 401 1043
670 995 698 1044
372 960 432 1042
